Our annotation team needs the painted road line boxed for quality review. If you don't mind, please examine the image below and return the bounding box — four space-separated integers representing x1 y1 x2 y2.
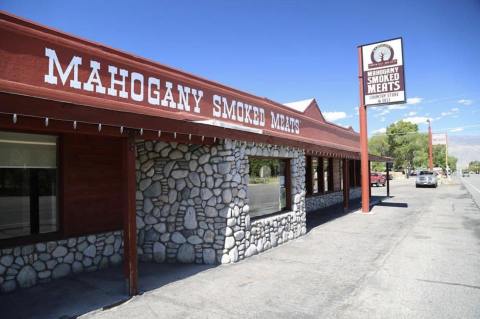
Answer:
461 178 480 194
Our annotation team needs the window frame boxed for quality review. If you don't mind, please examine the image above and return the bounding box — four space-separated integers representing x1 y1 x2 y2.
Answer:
306 156 324 196
247 156 292 220
306 156 340 196
0 130 63 248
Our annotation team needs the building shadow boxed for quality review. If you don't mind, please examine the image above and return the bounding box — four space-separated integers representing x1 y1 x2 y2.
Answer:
0 262 216 319
306 195 387 231
375 202 408 208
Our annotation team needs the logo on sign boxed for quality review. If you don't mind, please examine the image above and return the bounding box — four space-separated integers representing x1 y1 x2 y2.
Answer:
369 44 397 68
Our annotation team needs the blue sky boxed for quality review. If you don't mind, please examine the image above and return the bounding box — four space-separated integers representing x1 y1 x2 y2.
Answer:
1 0 479 136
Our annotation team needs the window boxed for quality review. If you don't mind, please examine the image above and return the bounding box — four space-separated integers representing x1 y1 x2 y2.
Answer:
248 157 290 218
323 158 333 192
0 131 58 240
349 159 355 187
339 159 343 191
312 157 319 193
306 156 324 195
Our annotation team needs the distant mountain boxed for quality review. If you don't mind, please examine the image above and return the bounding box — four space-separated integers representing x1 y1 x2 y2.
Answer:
448 135 480 169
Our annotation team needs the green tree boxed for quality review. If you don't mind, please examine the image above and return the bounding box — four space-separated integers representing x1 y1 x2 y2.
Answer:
468 160 480 173
369 133 389 171
386 121 422 170
432 145 457 171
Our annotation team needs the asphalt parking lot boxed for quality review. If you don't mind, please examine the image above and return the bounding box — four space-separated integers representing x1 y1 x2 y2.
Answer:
1 178 479 318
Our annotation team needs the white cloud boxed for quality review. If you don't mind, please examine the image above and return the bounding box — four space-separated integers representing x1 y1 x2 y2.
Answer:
407 97 424 105
403 116 432 125
387 104 408 110
372 127 387 134
323 111 348 122
458 99 473 106
407 111 417 116
380 117 386 122
438 107 460 119
450 127 464 132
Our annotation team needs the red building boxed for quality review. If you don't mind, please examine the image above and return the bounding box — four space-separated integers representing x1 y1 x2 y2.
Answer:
0 12 387 294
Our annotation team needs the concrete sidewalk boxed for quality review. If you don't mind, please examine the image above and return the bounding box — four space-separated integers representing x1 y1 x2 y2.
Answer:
1 179 479 318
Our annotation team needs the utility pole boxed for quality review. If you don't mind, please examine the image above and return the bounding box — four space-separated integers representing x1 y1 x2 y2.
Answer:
358 46 370 213
445 132 450 179
428 120 433 170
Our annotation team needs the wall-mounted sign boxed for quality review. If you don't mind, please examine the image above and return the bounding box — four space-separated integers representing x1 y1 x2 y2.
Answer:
41 48 300 135
360 38 406 106
432 133 447 145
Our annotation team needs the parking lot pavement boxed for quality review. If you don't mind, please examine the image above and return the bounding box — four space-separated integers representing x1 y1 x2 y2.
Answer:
81 179 480 319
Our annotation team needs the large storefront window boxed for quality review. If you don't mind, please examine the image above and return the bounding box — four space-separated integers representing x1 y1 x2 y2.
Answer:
248 157 289 218
0 131 58 239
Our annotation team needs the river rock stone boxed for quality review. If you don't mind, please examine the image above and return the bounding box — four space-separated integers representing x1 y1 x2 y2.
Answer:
203 248 216 265
171 232 186 244
184 207 198 229
52 246 68 258
52 263 70 279
17 265 36 288
177 244 195 263
153 242 166 263
144 182 162 197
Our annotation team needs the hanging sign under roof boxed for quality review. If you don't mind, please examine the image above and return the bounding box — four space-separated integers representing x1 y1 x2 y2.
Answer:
360 38 406 106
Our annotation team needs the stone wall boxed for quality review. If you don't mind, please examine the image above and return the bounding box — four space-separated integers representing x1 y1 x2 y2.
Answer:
135 140 235 265
221 143 306 262
0 230 123 293
305 187 362 213
135 139 306 265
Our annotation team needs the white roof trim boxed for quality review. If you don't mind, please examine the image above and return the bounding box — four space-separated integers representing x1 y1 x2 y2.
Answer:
283 98 314 113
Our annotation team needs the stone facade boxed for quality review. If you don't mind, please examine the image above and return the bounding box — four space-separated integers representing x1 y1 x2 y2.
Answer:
135 140 234 265
0 230 123 293
223 143 306 262
136 139 306 265
305 187 361 213
1 138 360 294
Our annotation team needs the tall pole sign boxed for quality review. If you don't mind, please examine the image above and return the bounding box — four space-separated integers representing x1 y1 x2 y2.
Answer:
432 132 449 178
358 38 406 212
428 120 433 170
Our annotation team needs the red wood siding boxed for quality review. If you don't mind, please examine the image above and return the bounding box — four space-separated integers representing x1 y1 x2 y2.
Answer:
61 134 123 236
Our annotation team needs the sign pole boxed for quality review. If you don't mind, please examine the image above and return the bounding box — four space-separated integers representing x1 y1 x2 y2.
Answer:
358 46 370 213
445 132 449 179
428 120 433 170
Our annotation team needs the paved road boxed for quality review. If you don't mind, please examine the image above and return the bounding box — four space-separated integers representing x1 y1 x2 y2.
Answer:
82 179 480 319
461 174 480 207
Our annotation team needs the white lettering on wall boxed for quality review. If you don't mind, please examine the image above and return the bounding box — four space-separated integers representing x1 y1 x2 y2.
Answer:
191 89 203 114
42 47 301 135
148 77 160 105
130 72 144 102
177 85 191 111
161 81 176 108
44 48 82 89
107 66 128 98
212 94 222 118
83 60 105 94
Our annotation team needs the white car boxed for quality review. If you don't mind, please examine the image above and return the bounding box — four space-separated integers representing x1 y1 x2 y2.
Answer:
416 171 438 188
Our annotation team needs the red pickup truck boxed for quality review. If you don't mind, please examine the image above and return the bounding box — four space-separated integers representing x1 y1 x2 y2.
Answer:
370 173 386 187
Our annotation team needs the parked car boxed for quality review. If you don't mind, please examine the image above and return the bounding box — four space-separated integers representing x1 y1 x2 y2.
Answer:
370 173 386 187
416 171 438 188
